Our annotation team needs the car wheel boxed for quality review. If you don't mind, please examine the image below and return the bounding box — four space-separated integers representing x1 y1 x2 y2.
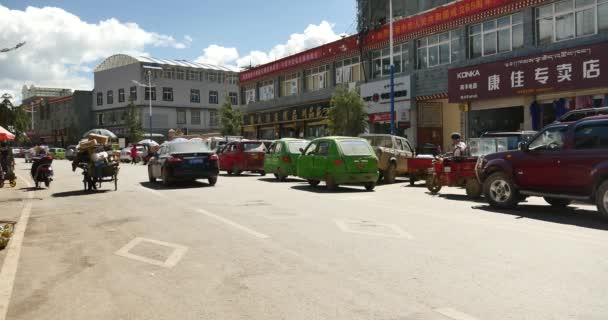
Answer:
308 179 320 187
273 173 280 180
483 172 520 210
409 174 416 186
465 178 482 199
44 179 50 188
325 174 338 191
227 170 233 175
426 175 441 194
208 176 218 186
162 168 171 187
364 182 376 191
148 167 156 183
259 171 266 176
384 163 396 184
544 197 572 208
595 180 608 217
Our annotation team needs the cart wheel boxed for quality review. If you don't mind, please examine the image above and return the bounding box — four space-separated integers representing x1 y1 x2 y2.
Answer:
426 175 441 194
0 180 4 188
465 178 482 199
9 180 16 188
83 179 88 191
409 174 416 186
114 175 118 191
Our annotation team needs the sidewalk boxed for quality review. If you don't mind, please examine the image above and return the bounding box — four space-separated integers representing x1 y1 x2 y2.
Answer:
0 167 33 263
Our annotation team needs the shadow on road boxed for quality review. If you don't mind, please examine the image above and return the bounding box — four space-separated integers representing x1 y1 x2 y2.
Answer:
219 173 265 178
52 190 111 198
257 177 305 183
436 193 487 203
290 184 372 194
473 204 608 231
19 187 41 192
139 181 213 190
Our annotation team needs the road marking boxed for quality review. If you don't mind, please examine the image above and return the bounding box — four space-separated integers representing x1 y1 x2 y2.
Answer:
334 219 413 239
0 175 34 320
434 308 479 320
115 237 188 268
197 209 269 239
139 186 167 197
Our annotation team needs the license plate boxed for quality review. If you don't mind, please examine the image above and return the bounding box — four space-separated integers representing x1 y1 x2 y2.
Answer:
190 159 204 164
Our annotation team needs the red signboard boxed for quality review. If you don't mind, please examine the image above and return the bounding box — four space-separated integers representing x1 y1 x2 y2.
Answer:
369 112 395 123
448 43 608 103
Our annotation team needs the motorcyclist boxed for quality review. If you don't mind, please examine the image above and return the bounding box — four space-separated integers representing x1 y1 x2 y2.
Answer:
30 146 48 179
451 132 467 157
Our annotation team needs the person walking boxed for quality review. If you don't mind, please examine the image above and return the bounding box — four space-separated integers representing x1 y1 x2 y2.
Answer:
130 145 138 164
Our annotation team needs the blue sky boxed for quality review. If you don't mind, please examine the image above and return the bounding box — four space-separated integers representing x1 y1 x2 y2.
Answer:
2 0 356 63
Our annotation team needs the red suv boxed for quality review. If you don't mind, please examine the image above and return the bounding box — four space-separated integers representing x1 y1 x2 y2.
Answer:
476 115 608 216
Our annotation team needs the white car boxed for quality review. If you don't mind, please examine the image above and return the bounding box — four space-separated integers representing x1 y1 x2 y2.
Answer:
120 146 146 162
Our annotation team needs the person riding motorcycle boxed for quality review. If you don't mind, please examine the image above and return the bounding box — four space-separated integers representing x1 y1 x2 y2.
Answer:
451 132 467 157
30 146 48 179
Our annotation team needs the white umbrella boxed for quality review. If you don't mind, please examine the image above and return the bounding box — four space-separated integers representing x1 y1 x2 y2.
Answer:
138 139 159 146
171 138 189 143
82 129 117 139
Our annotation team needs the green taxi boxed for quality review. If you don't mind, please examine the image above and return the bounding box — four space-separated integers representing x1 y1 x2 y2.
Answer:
296 137 379 191
48 148 66 160
264 138 309 181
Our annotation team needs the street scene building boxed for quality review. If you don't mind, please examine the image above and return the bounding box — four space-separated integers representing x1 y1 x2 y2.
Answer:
93 54 240 138
242 0 608 151
21 85 72 106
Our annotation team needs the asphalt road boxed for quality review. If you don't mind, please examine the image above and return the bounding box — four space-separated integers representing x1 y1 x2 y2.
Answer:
1 159 608 320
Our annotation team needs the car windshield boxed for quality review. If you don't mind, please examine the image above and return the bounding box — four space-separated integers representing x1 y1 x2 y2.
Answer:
338 140 372 156
287 141 308 153
361 136 392 148
169 142 211 154
528 126 568 151
243 142 265 152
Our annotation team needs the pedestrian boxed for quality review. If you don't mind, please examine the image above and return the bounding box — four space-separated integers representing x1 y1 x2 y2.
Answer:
130 145 138 164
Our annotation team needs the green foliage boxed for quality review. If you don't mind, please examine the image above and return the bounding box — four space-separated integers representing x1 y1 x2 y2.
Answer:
0 97 30 144
219 97 243 136
125 101 144 142
327 85 368 136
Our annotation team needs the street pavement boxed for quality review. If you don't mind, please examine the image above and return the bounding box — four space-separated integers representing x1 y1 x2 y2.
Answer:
1 159 608 320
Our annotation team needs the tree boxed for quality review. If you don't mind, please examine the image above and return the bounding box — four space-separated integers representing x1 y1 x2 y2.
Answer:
219 97 243 136
327 85 368 136
11 106 30 144
125 101 144 142
66 119 80 145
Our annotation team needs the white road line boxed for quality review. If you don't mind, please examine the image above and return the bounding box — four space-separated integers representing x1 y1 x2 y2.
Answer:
115 237 188 268
197 209 269 239
139 186 167 197
0 175 34 320
435 308 479 320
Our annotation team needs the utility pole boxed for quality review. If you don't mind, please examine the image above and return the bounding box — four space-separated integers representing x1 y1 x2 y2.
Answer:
389 0 396 135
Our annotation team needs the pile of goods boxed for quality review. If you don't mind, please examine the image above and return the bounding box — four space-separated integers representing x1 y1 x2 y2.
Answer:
0 222 14 250
74 134 120 175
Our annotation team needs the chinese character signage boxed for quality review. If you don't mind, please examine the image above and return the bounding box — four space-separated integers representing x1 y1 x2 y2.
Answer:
448 43 608 103
243 103 329 126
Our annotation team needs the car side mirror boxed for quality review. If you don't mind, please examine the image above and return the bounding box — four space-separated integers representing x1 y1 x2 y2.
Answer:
299 148 305 154
518 142 528 152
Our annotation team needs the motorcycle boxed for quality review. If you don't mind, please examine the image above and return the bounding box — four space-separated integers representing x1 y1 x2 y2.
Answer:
31 155 54 188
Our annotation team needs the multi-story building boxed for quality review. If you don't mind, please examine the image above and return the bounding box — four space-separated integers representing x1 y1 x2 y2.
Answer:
93 54 240 139
29 90 93 146
21 85 72 105
242 0 608 151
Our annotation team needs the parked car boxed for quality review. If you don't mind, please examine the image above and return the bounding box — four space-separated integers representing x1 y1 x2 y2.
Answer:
148 141 219 186
264 138 309 181
359 134 415 183
297 137 379 191
476 115 608 216
11 148 24 158
65 145 78 161
558 107 608 123
48 148 66 160
208 136 243 153
219 140 267 175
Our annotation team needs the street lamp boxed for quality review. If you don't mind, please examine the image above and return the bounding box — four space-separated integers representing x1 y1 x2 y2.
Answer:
389 0 396 136
132 65 163 140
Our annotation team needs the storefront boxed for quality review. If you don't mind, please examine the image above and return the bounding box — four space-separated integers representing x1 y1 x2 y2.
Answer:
449 42 608 134
361 75 413 140
414 95 462 152
242 102 330 140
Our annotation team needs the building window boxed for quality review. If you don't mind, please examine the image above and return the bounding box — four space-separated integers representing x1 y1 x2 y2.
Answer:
177 110 186 124
209 90 219 104
417 30 460 69
145 87 156 101
281 73 299 97
372 43 409 78
305 65 328 91
164 68 174 79
110 111 117 124
162 87 174 101
97 113 104 126
107 90 114 104
245 86 256 104
209 110 219 127
118 88 125 103
96 92 103 106
536 0 608 45
176 69 185 80
190 89 200 103
227 74 238 85
229 92 238 105
470 13 523 58
208 72 217 82
336 57 363 84
191 110 201 124
130 86 137 101
259 80 274 101
187 70 199 81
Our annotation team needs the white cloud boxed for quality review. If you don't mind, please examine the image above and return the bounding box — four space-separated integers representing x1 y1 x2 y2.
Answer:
195 20 340 69
0 5 188 103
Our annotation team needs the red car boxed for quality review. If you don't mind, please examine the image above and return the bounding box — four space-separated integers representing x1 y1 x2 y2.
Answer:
476 115 608 216
219 141 267 176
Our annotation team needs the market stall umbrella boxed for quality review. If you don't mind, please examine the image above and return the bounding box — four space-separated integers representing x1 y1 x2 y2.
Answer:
0 126 15 141
138 139 159 146
82 129 117 139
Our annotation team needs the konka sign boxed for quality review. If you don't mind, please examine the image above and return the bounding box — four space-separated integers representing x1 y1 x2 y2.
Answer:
448 43 608 103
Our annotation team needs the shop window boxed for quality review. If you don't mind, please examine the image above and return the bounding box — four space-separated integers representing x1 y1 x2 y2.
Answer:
281 73 299 97
245 86 256 104
259 80 274 101
536 0 608 45
336 56 363 84
372 44 409 78
469 13 523 58
417 31 459 69
305 65 328 91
